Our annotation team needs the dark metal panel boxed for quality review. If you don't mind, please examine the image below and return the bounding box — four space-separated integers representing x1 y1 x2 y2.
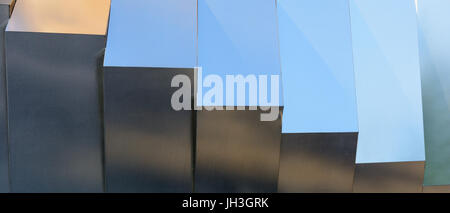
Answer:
0 0 14 193
353 161 425 193
195 109 282 193
103 67 194 193
278 133 357 193
6 32 106 192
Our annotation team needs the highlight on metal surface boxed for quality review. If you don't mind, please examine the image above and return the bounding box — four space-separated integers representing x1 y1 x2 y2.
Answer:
350 0 425 164
195 0 283 193
103 0 196 192
276 0 358 192
416 0 450 187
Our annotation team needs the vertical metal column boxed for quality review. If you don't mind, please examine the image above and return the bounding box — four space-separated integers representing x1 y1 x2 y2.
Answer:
277 0 359 193
417 0 450 192
0 0 14 193
350 0 425 193
195 0 283 193
6 0 110 193
103 0 196 192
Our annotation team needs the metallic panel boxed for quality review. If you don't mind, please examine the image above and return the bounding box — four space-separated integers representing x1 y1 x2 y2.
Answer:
104 0 196 68
103 0 195 193
6 0 110 35
6 0 109 192
195 0 282 193
197 0 282 107
0 0 13 193
195 109 282 193
417 0 450 187
278 133 357 193
278 0 358 134
353 162 425 193
350 0 425 164
103 67 194 193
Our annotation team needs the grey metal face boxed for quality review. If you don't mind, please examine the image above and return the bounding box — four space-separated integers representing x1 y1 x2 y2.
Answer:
278 133 358 193
417 0 450 187
5 0 110 192
353 162 425 193
6 32 106 193
103 67 194 193
195 109 282 193
0 0 14 193
102 0 196 193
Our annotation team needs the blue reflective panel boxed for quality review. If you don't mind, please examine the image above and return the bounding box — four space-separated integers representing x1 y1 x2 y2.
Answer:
417 0 450 186
197 0 282 107
278 0 358 133
350 0 425 163
104 0 197 68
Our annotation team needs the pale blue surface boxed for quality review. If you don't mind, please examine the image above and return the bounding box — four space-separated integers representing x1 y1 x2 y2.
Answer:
351 0 425 163
104 0 197 68
417 0 450 186
278 0 358 133
197 0 282 107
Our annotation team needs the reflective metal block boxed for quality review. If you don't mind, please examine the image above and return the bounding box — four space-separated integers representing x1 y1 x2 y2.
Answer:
195 109 282 193
417 0 450 187
103 68 194 193
195 0 282 192
0 0 14 193
278 133 357 193
103 0 196 192
277 0 358 193
5 0 110 192
350 0 425 164
353 162 425 193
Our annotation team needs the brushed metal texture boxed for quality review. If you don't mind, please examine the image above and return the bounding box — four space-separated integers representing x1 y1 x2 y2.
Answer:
353 161 425 193
6 32 106 193
0 0 14 193
6 0 109 192
103 67 194 193
278 133 358 193
195 109 282 193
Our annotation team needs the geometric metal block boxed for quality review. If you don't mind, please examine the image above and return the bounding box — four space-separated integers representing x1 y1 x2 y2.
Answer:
278 133 357 193
350 0 425 164
103 68 194 193
277 0 358 193
195 109 282 193
353 161 425 193
417 0 450 187
0 0 14 193
195 0 282 192
5 0 110 192
103 0 196 192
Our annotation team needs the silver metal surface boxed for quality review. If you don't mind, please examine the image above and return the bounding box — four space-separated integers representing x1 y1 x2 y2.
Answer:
278 133 358 193
5 0 110 192
195 109 282 193
103 67 194 193
353 161 425 193
0 0 13 193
